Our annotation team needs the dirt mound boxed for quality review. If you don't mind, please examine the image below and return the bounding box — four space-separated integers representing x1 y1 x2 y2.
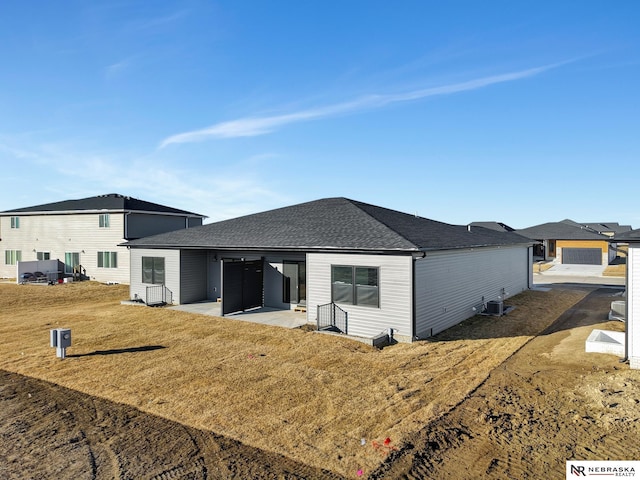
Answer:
370 288 640 479
0 369 342 479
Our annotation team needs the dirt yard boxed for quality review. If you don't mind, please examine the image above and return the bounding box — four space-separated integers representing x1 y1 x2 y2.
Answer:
1 282 638 479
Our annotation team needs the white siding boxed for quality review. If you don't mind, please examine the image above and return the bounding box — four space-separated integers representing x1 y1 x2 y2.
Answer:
307 253 413 340
129 248 180 303
0 213 130 283
415 246 530 338
628 246 640 369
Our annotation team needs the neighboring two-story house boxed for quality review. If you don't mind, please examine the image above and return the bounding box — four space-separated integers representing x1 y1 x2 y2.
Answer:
0 194 205 283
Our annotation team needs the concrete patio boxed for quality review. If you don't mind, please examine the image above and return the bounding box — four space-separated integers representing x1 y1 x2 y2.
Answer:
168 301 309 329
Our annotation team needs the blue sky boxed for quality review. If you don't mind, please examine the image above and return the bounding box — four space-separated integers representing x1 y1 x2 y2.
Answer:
1 1 638 229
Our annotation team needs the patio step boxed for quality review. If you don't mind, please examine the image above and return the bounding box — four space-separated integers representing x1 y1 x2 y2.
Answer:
294 305 306 313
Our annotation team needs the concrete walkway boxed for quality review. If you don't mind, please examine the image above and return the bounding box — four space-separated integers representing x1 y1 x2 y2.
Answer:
169 301 309 329
534 264 625 287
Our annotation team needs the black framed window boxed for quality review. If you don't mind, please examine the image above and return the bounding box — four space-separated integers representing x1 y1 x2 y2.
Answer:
331 265 379 307
142 256 165 284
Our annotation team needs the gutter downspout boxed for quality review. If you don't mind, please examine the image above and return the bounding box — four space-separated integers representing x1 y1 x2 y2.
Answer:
412 257 416 341
412 251 427 341
124 211 132 240
621 247 630 363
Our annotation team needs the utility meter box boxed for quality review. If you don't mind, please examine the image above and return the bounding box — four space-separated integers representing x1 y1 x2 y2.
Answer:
50 328 71 358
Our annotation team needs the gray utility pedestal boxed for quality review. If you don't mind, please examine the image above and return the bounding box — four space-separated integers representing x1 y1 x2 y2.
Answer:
50 328 71 359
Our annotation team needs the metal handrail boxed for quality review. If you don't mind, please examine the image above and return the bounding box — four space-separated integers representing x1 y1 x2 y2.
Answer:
317 302 348 333
146 285 173 306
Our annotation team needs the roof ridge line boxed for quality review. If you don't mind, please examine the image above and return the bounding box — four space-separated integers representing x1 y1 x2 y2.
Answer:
346 198 421 250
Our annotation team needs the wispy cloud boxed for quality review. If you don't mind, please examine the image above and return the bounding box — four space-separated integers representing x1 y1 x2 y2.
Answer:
105 57 133 80
125 9 190 33
160 61 569 148
0 139 287 220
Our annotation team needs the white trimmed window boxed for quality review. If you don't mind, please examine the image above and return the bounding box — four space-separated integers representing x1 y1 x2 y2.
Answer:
64 252 80 274
98 251 118 268
331 265 379 307
37 252 50 260
5 250 21 265
99 213 110 228
10 216 19 228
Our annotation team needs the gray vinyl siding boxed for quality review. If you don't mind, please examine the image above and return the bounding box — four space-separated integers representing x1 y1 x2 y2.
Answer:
207 251 221 301
307 253 413 339
129 248 180 303
180 250 208 303
414 246 529 338
264 254 306 309
188 217 203 228
127 213 197 239
202 250 306 308
0 213 130 283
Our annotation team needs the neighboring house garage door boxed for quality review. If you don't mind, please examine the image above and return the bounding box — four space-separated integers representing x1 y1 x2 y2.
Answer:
562 248 602 265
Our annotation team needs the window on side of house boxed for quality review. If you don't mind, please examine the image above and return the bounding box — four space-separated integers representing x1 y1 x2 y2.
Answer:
331 265 379 307
37 251 50 261
10 216 19 228
142 256 165 284
97 251 118 268
4 250 22 265
64 252 80 274
99 213 110 228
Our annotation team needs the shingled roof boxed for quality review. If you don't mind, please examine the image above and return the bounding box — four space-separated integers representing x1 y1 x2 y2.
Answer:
468 221 516 232
124 197 532 253
517 221 609 241
2 193 204 217
612 229 640 243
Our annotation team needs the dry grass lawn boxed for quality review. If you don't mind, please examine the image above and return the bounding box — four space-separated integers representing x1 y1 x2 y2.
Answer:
0 282 587 477
532 262 554 273
603 263 626 277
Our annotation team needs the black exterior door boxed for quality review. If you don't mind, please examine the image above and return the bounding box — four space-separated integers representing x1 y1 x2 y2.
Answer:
242 260 264 310
222 259 264 315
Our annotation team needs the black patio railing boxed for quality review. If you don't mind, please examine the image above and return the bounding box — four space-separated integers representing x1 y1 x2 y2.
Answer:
317 302 348 334
146 285 173 306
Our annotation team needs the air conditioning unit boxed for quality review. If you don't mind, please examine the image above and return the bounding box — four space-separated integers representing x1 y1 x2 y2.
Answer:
486 300 504 316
